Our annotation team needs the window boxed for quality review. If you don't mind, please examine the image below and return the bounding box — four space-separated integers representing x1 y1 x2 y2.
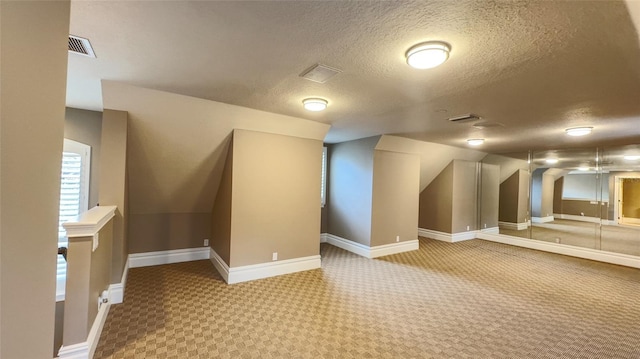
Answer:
321 146 327 207
57 139 91 301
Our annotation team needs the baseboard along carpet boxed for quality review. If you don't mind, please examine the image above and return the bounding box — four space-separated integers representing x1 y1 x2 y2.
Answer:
94 238 640 358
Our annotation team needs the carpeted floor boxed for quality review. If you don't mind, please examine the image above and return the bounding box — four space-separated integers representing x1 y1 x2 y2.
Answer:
95 238 640 358
500 219 640 256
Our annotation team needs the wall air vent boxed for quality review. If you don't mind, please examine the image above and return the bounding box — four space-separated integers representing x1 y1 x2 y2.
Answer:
299 64 342 83
68 35 96 58
448 114 481 123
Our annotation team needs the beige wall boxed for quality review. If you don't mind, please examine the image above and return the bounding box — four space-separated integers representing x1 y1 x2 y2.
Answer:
480 163 500 229
0 1 70 357
65 107 102 207
229 130 322 267
327 137 378 246
532 168 554 219
370 150 420 246
419 162 454 233
375 135 486 191
101 81 329 255
99 110 129 283
211 138 233 265
553 177 564 214
622 179 640 219
63 221 113 346
452 160 479 233
541 173 555 218
499 170 521 223
129 212 211 253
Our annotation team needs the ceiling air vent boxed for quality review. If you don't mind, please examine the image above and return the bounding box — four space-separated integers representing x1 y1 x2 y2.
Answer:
448 114 481 123
68 35 96 58
473 121 504 129
299 64 342 83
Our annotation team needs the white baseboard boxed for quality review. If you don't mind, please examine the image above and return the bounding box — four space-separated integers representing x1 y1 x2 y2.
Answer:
210 248 321 284
532 216 554 223
58 289 111 359
481 226 500 234
418 228 476 243
554 213 601 224
128 247 210 268
498 221 529 230
476 232 640 269
320 233 329 243
108 256 129 304
621 217 640 225
229 255 321 284
324 234 370 257
324 233 419 258
209 248 229 283
370 240 420 258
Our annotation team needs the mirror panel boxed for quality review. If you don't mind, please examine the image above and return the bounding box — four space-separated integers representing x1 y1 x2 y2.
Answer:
600 145 640 256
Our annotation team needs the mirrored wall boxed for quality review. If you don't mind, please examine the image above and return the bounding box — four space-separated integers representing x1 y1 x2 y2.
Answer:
481 145 640 257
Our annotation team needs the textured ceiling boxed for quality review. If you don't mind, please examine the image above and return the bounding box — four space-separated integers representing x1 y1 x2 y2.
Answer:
67 0 640 153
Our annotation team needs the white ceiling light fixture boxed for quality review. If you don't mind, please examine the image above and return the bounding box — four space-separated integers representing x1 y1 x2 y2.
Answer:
302 98 328 112
546 158 559 164
406 41 451 69
565 127 593 137
623 155 640 161
578 166 589 171
467 138 484 146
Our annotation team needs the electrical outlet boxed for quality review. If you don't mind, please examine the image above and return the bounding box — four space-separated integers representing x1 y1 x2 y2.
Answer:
484 224 487 229
555 237 560 243
466 225 470 231
272 252 278 261
396 235 400 242
203 239 209 246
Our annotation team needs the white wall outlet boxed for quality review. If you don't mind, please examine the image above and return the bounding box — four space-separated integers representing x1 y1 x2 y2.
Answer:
203 239 209 246
272 252 278 261
466 225 470 231
484 224 487 229
396 235 400 242
555 237 560 243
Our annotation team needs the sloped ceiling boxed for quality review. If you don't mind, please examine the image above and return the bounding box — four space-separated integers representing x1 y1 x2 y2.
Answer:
68 1 640 154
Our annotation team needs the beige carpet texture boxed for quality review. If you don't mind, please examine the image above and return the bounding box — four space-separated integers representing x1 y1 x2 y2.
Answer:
95 238 640 358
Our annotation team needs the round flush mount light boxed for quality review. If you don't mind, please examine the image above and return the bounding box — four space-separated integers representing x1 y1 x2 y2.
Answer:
578 166 589 171
546 158 559 164
467 138 484 146
624 155 640 161
406 41 451 69
302 98 328 112
565 127 593 137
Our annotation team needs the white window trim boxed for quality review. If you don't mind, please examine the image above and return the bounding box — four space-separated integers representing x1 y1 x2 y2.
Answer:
57 139 91 301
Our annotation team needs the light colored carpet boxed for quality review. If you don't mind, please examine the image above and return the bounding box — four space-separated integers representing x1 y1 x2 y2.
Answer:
500 219 640 256
95 238 640 358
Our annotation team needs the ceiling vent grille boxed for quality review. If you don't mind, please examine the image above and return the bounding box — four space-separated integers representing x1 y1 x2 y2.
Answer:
300 64 342 83
473 121 504 129
68 35 96 58
448 114 481 123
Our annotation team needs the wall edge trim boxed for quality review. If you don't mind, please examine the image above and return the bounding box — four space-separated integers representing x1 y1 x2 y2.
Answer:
476 232 640 269
531 216 554 223
128 247 210 268
228 255 321 284
108 256 129 304
324 233 418 258
498 221 529 230
418 228 476 243
209 248 230 283
58 291 111 359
